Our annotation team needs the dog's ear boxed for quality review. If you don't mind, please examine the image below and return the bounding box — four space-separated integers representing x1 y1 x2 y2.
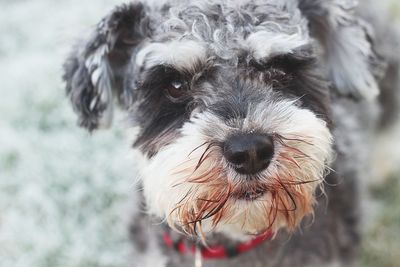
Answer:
63 2 151 131
298 0 386 100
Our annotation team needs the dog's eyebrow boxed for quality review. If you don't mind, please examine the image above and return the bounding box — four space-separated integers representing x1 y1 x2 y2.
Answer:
246 31 309 60
136 40 207 72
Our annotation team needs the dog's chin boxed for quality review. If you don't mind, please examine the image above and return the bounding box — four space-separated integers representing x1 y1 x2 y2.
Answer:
167 195 276 239
162 179 317 239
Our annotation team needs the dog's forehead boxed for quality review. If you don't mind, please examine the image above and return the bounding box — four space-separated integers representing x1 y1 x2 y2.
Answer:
135 0 310 70
135 32 308 70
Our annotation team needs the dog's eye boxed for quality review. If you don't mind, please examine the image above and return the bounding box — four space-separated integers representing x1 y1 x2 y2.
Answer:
165 80 189 100
250 54 314 74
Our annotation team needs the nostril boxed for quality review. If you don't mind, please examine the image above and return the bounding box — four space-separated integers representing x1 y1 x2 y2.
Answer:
225 150 247 165
257 147 273 161
256 137 274 161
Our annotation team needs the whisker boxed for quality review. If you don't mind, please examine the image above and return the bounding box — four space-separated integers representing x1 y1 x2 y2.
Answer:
279 153 301 168
273 133 314 146
188 141 209 158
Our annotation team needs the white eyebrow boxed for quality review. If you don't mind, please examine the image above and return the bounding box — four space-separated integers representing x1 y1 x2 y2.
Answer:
245 30 308 60
136 40 207 71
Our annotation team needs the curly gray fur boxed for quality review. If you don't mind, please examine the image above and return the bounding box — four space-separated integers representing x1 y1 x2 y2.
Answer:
62 0 400 266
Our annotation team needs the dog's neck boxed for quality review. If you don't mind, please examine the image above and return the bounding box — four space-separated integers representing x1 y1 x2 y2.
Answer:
133 189 273 260
162 224 273 260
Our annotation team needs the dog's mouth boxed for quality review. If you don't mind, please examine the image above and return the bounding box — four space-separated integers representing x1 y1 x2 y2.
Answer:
232 189 266 201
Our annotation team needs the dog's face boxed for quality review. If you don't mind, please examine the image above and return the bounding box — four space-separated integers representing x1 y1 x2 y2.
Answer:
64 0 379 239
133 30 333 237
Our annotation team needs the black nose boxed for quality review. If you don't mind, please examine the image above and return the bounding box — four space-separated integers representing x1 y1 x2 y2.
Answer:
223 133 274 175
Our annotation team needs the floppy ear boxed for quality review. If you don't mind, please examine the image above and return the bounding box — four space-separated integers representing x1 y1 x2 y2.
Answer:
298 0 386 100
63 2 151 131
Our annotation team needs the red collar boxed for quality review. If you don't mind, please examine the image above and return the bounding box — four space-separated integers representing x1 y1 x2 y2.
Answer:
163 230 273 259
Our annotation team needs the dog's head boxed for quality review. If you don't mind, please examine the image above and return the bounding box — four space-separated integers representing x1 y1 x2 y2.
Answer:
63 0 381 239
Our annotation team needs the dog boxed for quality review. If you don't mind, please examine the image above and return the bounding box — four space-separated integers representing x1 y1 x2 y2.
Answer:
62 0 400 266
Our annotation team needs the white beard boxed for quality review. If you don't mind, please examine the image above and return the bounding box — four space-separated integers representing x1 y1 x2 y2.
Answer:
138 98 333 240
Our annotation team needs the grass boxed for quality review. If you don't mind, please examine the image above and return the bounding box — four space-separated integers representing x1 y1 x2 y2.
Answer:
362 175 400 267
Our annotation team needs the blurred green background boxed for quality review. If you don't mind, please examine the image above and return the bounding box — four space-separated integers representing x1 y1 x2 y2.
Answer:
0 0 399 266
